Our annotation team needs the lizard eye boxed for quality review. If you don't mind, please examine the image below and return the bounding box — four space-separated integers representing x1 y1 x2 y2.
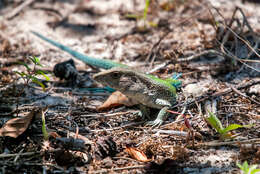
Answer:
111 72 120 79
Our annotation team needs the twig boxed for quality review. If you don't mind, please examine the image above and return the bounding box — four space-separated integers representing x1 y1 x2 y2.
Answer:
148 62 168 74
113 156 143 162
151 129 188 137
80 111 134 118
196 138 260 147
225 25 260 58
91 121 145 132
5 0 35 20
209 6 260 71
229 85 260 105
13 149 24 163
0 151 39 158
89 165 146 174
176 49 224 62
176 48 260 64
219 45 260 73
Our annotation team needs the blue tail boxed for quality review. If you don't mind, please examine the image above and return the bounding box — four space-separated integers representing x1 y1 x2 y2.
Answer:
31 31 127 70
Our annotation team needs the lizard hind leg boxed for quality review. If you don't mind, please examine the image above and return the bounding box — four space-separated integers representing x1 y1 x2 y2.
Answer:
145 106 169 128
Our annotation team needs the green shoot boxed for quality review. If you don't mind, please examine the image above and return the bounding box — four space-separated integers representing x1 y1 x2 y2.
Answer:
206 111 252 139
14 56 49 91
237 161 260 174
125 0 156 29
41 109 49 140
14 56 50 117
143 0 150 22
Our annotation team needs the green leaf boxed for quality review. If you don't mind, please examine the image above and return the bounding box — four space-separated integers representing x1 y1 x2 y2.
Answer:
206 111 224 133
221 124 246 134
29 56 39 64
236 162 243 169
237 161 249 173
29 56 43 67
14 71 26 77
31 78 46 91
251 169 260 174
237 161 260 174
33 56 40 64
36 70 50 81
16 61 31 71
28 56 36 64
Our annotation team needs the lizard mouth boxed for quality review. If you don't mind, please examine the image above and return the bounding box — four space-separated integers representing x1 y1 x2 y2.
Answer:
93 73 111 87
93 74 105 84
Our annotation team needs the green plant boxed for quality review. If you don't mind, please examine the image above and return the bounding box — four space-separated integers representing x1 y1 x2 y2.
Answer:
15 56 50 91
206 111 251 139
15 56 50 139
143 0 150 23
14 56 50 117
125 0 157 29
41 109 49 140
237 161 260 174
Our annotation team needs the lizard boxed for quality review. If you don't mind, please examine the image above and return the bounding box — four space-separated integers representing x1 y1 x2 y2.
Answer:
31 31 181 127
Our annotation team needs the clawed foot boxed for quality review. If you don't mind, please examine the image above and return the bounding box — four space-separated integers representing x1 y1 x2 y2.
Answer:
145 118 163 128
134 111 146 120
145 106 169 128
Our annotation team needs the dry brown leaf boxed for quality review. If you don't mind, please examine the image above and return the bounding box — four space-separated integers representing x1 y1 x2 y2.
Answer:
49 132 62 139
97 91 138 111
0 109 41 138
125 146 151 162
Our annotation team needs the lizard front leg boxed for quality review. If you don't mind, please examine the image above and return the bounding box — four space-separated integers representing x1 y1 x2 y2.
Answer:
145 106 169 128
136 104 152 120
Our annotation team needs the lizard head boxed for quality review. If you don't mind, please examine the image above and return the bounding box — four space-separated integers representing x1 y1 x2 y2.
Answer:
93 67 144 93
93 67 177 109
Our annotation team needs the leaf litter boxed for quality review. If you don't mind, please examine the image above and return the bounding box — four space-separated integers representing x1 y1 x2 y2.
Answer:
0 0 260 173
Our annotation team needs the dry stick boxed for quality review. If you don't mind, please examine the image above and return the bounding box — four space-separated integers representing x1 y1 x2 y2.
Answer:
219 41 260 73
209 7 260 71
229 85 260 105
13 149 24 163
176 49 224 62
174 79 260 109
0 151 39 158
81 111 135 119
225 25 260 58
150 129 188 137
196 138 260 147
212 6 260 60
5 0 35 20
210 27 260 73
89 165 146 174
